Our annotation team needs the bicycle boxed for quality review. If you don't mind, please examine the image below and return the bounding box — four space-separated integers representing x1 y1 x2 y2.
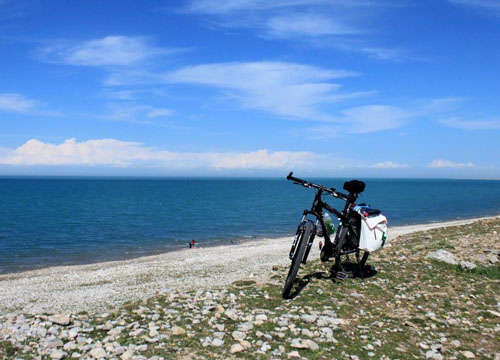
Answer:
282 172 383 299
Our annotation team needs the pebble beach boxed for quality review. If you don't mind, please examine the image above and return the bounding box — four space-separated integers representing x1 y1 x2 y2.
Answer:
1 216 498 315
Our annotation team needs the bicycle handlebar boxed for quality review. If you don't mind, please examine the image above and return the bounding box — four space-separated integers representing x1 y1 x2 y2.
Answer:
286 172 349 200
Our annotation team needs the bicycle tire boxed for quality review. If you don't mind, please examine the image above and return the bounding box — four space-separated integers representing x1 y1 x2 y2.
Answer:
282 222 312 299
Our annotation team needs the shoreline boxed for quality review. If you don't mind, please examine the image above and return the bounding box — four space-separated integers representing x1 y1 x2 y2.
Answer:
0 214 498 315
2 212 499 276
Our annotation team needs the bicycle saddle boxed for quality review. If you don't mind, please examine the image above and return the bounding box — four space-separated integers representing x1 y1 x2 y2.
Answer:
343 180 365 194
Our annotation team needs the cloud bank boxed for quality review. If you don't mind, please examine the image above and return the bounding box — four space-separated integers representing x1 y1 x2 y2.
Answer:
0 138 317 170
429 159 475 168
41 36 175 67
167 61 360 120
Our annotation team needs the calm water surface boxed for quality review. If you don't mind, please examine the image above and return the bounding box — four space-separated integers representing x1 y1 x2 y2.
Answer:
1 177 499 273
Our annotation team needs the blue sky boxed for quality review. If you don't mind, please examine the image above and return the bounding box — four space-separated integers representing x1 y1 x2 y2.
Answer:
0 0 499 178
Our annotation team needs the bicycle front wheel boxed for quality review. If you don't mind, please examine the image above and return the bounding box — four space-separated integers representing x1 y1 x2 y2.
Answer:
282 222 312 299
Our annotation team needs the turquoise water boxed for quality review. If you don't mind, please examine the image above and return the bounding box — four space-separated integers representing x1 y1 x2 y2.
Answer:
1 177 499 274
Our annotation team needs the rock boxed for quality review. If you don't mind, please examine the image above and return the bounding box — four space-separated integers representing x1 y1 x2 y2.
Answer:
108 327 124 337
214 323 225 331
49 314 71 326
291 338 319 350
487 310 500 317
301 314 317 323
213 331 225 339
450 340 461 347
255 314 268 322
211 338 224 347
260 342 271 353
120 349 134 360
487 253 498 264
230 343 244 354
215 305 225 314
460 261 477 270
129 328 144 337
232 330 246 341
71 352 81 358
89 347 107 359
239 340 251 349
419 342 430 350
50 349 67 360
461 351 475 359
68 327 79 339
301 328 314 338
225 309 239 321
238 321 253 332
426 250 457 265
303 339 319 351
425 350 443 360
171 326 186 336
364 344 375 351
63 341 77 351
288 351 301 359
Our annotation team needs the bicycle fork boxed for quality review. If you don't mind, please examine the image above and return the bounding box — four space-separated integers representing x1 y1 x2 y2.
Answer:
288 214 306 260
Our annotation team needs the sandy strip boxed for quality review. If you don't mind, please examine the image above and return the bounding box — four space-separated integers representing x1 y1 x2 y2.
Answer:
1 215 498 315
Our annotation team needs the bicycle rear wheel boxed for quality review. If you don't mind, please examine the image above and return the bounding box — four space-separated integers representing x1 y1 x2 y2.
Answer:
282 222 312 299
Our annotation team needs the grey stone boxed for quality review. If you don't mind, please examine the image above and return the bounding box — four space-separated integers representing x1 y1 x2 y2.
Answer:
225 309 239 321
487 253 498 264
211 338 224 347
230 343 244 354
426 250 457 265
171 326 185 336
50 349 67 360
232 330 246 341
49 314 71 326
301 314 317 323
238 321 253 332
462 351 475 359
460 261 477 270
425 350 443 360
89 347 107 359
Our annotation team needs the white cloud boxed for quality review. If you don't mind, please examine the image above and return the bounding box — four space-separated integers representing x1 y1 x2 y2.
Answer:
146 108 173 118
184 0 337 14
338 105 411 133
360 47 406 61
0 93 60 117
266 13 358 38
0 138 318 170
440 117 500 130
183 0 407 61
0 93 37 113
370 161 409 169
41 36 173 67
167 61 360 120
429 159 475 168
104 104 174 123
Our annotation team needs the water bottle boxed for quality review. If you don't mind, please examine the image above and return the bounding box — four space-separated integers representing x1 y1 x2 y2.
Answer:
323 212 335 236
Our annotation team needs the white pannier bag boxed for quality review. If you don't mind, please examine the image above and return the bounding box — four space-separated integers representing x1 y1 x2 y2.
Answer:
359 214 388 252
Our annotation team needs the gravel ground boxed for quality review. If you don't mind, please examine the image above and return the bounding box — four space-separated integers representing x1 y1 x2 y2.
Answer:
0 216 497 315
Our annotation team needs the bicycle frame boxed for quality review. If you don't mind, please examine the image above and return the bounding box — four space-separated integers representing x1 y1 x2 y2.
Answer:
287 174 361 263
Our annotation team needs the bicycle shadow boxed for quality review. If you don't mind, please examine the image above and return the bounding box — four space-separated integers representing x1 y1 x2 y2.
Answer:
285 262 378 300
